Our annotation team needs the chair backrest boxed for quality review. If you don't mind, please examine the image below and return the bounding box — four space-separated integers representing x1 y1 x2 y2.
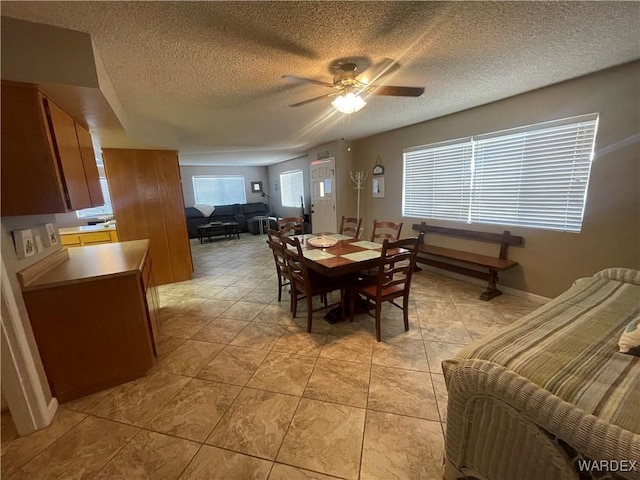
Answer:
371 220 403 243
280 235 311 294
339 216 363 238
266 228 287 276
374 233 422 297
278 217 303 236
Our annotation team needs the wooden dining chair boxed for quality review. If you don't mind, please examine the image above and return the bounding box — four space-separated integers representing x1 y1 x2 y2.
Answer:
278 217 303 236
371 220 403 243
339 216 363 238
281 235 345 333
350 234 422 342
266 229 290 304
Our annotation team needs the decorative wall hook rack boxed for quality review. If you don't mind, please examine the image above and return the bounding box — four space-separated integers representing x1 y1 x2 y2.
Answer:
350 170 368 220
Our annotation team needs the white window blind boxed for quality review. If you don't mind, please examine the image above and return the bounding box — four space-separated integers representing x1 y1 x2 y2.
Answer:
402 113 598 232
403 140 473 222
280 170 304 208
193 176 246 206
76 178 112 218
471 117 598 231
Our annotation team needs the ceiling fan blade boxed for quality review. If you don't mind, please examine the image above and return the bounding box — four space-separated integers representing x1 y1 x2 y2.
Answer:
357 58 401 85
289 93 337 107
371 85 425 97
281 75 334 88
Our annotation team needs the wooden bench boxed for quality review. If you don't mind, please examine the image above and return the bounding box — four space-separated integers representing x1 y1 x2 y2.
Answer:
412 222 524 300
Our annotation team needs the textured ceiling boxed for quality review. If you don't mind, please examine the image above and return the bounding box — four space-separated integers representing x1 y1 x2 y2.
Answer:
2 1 639 165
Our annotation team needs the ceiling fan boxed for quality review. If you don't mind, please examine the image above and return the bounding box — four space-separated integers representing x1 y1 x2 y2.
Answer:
282 58 425 113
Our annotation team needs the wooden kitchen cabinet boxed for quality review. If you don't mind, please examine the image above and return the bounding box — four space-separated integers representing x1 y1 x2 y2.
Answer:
18 240 158 403
1 81 104 216
75 121 104 207
141 253 160 356
103 148 193 285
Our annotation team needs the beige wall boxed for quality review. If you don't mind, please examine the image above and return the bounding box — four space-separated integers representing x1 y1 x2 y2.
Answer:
179 165 269 207
1 17 98 88
353 61 640 298
267 155 310 218
294 139 358 232
266 140 356 229
306 139 357 228
1 214 60 406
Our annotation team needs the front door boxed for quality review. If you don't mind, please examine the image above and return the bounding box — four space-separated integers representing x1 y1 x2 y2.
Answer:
310 158 337 233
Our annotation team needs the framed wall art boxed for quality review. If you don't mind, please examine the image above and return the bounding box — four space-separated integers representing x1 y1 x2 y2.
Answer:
13 229 35 259
372 177 385 198
373 155 385 175
251 181 263 193
43 223 58 247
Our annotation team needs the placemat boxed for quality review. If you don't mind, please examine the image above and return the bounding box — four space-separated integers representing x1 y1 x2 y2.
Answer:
303 250 336 261
341 250 381 262
350 240 382 250
330 234 352 240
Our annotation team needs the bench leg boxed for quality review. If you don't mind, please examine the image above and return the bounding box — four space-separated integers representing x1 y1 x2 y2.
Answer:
480 269 502 301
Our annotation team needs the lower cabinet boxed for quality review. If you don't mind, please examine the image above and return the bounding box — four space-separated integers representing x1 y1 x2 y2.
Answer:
19 241 157 403
59 228 119 247
141 254 160 357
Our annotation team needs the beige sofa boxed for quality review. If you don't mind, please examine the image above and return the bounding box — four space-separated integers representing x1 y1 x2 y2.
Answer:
442 268 640 480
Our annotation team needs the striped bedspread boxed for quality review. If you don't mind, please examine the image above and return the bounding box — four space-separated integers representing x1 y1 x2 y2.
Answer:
446 275 640 435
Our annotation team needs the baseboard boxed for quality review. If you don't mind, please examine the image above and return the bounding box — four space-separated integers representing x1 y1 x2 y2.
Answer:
499 284 550 303
418 265 551 303
46 397 59 424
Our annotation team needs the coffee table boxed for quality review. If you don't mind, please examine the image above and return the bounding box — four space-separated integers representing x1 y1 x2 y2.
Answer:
197 222 225 243
223 221 240 240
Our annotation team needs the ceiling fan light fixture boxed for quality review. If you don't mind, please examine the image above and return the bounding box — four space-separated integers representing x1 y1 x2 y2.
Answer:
331 92 366 114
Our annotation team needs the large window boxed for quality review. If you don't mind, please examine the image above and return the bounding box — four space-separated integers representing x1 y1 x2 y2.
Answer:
403 113 598 232
193 175 246 206
280 170 304 208
76 178 113 218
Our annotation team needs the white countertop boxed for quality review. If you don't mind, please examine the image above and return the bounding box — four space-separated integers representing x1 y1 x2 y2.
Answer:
20 240 148 292
59 224 117 235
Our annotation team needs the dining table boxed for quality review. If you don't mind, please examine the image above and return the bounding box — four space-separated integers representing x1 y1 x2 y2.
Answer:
291 232 408 323
292 233 386 278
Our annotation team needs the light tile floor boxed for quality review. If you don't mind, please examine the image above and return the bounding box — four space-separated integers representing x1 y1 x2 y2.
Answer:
1 233 544 479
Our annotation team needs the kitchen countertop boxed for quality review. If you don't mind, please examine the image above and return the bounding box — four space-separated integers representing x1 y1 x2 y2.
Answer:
20 240 149 292
58 224 117 234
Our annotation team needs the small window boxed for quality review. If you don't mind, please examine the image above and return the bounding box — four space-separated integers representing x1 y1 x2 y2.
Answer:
76 178 113 218
403 113 598 232
280 170 304 208
193 176 246 206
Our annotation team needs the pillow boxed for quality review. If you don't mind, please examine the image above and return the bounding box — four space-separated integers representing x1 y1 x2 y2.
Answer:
193 204 215 217
618 314 640 356
594 268 640 286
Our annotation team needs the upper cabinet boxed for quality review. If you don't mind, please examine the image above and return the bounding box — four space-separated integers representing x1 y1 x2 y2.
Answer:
1 81 104 216
75 122 104 207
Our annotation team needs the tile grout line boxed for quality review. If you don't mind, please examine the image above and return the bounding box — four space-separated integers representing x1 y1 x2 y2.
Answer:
266 330 324 473
4 414 92 477
17 234 529 478
358 339 376 480
89 426 146 479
